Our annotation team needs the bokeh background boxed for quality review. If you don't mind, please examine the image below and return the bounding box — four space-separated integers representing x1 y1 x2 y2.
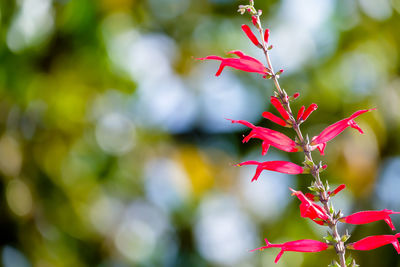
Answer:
0 0 400 266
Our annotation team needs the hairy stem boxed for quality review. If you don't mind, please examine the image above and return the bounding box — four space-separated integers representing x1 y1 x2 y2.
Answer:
254 14 347 267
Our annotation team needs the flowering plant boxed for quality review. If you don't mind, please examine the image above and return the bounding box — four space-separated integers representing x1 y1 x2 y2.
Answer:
198 1 398 266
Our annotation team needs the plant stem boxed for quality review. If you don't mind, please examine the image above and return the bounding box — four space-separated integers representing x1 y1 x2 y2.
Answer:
255 14 347 267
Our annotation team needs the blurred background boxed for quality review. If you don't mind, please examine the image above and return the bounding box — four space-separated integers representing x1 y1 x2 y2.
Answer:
0 0 400 266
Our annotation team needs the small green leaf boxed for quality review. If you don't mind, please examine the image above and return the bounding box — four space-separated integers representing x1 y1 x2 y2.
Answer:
308 185 318 192
329 203 335 214
341 234 350 243
345 255 353 266
324 234 335 243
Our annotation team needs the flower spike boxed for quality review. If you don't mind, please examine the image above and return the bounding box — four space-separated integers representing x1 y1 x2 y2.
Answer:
339 209 400 230
197 50 271 77
251 238 329 263
347 233 400 253
310 108 375 155
238 161 305 181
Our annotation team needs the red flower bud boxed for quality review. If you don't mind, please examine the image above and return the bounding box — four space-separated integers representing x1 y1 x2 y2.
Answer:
264 28 270 43
238 161 305 181
251 238 329 263
197 50 270 76
340 209 400 230
270 96 289 120
241 24 260 47
302 103 318 121
329 184 345 197
251 16 258 26
297 106 305 121
262 111 289 127
347 233 400 253
293 92 300 99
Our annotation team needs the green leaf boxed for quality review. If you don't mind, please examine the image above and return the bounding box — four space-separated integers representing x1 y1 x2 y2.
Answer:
329 203 335 214
341 234 350 243
345 255 353 266
308 185 318 192
325 180 330 191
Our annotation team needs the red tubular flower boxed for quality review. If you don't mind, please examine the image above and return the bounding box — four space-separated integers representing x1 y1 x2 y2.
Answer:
251 16 258 26
262 111 289 127
302 103 318 121
290 188 329 225
197 50 270 77
310 108 375 155
329 184 346 197
238 161 305 181
347 233 400 253
270 96 290 120
297 106 305 121
228 119 300 155
251 238 329 263
293 92 300 99
241 24 259 46
264 28 270 43
339 209 400 230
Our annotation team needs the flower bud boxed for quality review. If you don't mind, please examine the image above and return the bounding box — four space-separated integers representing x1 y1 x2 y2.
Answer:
297 106 305 121
302 103 318 121
241 24 260 47
251 15 258 26
264 28 270 43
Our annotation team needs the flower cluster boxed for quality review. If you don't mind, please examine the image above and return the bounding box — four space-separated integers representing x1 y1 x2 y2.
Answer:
197 1 396 266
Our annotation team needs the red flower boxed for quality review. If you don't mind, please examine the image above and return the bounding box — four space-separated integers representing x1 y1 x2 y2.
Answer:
228 119 300 155
302 103 318 121
241 24 260 47
262 111 289 127
270 96 290 120
347 233 400 253
264 28 270 43
297 106 305 121
329 184 346 197
197 50 270 77
251 237 329 263
339 209 400 230
237 161 305 182
251 16 258 26
290 188 329 225
310 109 375 155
